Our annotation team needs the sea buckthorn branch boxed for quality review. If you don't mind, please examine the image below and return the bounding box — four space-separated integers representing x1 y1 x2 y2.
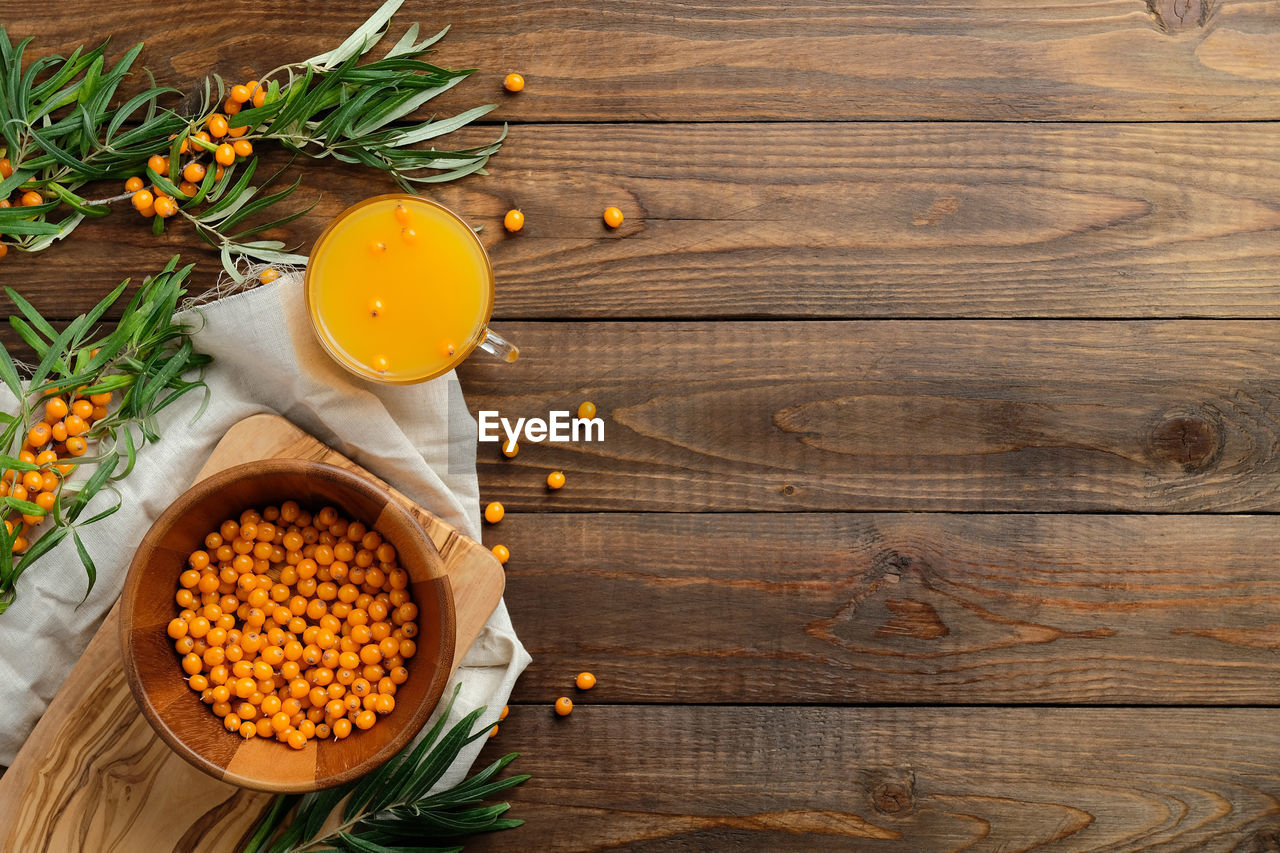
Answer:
0 256 210 612
242 683 527 853
0 0 504 270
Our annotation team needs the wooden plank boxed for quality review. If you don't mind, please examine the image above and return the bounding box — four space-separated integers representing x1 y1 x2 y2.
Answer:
468 705 1280 852
9 123 1280 320
9 1 1280 122
459 319 1280 513
487 513 1280 705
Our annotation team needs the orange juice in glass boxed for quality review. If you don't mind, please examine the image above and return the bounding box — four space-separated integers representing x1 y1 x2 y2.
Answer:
305 194 517 383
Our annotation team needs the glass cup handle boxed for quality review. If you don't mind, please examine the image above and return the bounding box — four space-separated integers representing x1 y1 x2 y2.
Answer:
477 328 519 363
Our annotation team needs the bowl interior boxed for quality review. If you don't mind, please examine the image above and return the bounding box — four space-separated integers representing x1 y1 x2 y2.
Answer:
121 460 455 793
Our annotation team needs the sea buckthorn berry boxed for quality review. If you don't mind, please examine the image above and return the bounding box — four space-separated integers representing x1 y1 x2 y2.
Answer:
43 397 68 423
65 436 87 457
576 671 597 690
167 618 188 639
147 154 167 174
179 181 199 197
577 401 597 420
499 704 509 720
501 441 518 458
27 423 50 448
0 158 11 178
554 697 573 716
224 98 242 115
125 176 144 193
547 471 566 490
251 84 267 108
71 399 93 419
183 162 206 183
21 470 42 491
215 165 225 180
603 206 624 228
215 144 235 166
484 502 504 524
131 189 154 210
503 73 525 92
21 191 43 207
64 415 88 436
233 139 253 158
230 84 251 104
502 209 524 232
489 542 509 563
259 268 280 284
207 114 229 138
50 422 68 442
154 196 178 218
229 123 249 138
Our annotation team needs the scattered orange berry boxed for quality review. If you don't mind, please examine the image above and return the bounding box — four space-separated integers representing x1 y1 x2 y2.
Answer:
252 85 267 108
546 471 565 490
63 414 88 436
179 181 200 197
207 114 229 138
259 268 280 284
503 209 524 232
147 154 168 174
26 423 50 448
484 502 504 524
576 671 596 690
502 441 518 458
489 724 499 737
503 73 525 92
554 697 573 716
71 399 92 419
44 398 68 423
20 191 43 207
233 139 254 158
603 206 624 227
65 436 87 457
230 84 251 104
131 189 154 211
499 704 510 720
183 162 206 183
215 144 236 166
223 98 242 115
125 176 144 193
154 196 178 218
490 544 509 564
577 401 597 420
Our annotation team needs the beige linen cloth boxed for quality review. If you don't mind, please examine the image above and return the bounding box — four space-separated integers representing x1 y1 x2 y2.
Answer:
0 270 530 788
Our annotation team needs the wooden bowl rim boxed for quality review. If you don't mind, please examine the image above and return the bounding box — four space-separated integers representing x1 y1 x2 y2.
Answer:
120 458 456 793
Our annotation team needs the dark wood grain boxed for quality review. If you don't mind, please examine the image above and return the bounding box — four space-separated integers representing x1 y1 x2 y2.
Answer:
487 513 1280 704
9 1 1280 122
459 319 1280 513
9 123 1280 320
470 705 1280 852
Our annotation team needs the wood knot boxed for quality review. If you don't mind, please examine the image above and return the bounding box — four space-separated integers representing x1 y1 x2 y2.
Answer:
781 484 796 496
877 599 949 640
1147 0 1212 33
1147 413 1220 472
871 782 914 815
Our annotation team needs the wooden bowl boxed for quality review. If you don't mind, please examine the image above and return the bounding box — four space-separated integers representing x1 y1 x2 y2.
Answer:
120 459 456 793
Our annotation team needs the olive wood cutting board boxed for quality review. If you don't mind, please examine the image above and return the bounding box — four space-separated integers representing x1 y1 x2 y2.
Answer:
0 413 504 852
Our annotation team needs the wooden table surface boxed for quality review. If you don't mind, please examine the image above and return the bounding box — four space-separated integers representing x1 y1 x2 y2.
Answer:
8 1 1280 850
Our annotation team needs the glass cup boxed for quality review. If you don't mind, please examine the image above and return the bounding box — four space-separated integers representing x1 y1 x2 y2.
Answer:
304 194 518 384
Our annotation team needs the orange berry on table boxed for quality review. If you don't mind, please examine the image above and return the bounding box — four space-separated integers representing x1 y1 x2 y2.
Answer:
71 399 93 419
233 139 253 158
147 154 167 173
502 441 518 458
546 471 565 490
65 436 87 457
183 162 206 183
499 704 510 720
489 724 499 737
0 158 11 178
484 502 505 524
603 206 624 227
490 544 509 564
26 423 50 448
230 84 251 104
577 401 597 420
503 73 525 92
503 209 524 232
131 189 154 211
20 191 43 207
576 671 596 690
207 114 229 138
138 203 156 218
215 144 235 166
554 697 573 716
0 243 6 259
154 195 177 218
124 176 144 193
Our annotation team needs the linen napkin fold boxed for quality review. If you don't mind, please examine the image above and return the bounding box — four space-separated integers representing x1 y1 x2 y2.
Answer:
0 270 529 787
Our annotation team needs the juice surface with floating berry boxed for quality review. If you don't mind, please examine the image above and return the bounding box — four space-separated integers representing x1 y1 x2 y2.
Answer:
306 196 493 383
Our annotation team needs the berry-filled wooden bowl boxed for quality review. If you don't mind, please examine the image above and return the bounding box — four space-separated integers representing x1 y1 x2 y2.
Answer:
120 458 455 793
